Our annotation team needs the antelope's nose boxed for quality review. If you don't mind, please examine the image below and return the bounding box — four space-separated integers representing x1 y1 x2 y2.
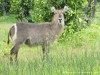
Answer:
58 18 62 23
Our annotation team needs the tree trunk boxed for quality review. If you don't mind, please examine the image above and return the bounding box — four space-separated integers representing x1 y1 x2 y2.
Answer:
2 7 7 16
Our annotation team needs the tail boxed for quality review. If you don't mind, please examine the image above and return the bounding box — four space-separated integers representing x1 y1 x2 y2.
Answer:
7 24 17 45
7 30 10 45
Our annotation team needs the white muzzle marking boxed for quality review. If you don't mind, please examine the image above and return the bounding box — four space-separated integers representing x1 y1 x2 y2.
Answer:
12 24 17 43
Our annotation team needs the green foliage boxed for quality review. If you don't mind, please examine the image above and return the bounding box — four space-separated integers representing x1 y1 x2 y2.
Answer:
10 0 20 14
97 0 100 2
0 0 11 15
9 0 34 22
31 0 49 22
10 0 34 14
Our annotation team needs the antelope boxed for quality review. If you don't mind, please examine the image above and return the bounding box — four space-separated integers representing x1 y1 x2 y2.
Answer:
7 6 68 62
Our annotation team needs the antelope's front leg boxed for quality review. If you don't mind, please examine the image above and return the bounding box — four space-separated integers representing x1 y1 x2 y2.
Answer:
42 44 50 60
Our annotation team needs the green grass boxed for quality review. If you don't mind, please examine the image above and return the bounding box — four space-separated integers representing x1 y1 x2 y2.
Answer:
0 8 100 75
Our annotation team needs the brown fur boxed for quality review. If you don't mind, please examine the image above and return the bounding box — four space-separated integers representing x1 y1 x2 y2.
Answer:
7 6 68 62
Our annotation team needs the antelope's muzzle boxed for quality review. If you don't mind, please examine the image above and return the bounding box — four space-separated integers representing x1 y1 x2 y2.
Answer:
58 18 62 23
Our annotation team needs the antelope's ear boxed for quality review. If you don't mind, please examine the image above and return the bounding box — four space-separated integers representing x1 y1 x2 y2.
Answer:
63 6 68 12
51 6 56 13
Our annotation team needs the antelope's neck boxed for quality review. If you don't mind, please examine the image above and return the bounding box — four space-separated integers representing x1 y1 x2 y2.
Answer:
51 19 64 36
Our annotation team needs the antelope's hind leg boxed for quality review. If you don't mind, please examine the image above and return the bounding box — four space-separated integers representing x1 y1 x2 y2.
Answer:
10 44 20 63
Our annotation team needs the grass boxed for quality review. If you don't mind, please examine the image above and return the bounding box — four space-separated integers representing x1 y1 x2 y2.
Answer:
0 6 100 75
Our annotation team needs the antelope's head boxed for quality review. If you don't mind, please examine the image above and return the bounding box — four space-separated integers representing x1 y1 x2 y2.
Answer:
51 6 68 25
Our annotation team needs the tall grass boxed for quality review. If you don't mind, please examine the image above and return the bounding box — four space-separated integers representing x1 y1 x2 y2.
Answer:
0 44 100 75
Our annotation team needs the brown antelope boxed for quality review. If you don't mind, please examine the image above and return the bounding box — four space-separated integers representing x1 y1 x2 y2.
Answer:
7 6 68 62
